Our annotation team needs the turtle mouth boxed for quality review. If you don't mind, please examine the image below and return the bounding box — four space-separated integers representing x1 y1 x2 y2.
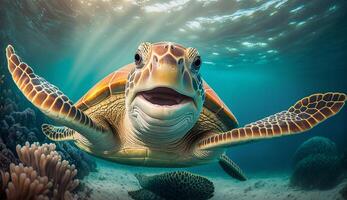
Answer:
137 87 193 106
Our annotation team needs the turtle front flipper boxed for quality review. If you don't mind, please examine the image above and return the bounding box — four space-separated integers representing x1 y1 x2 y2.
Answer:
198 93 346 150
219 154 247 181
6 45 117 150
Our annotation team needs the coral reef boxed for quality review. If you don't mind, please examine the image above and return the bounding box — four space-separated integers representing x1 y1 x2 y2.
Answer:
1 163 53 200
342 149 347 171
290 137 342 190
57 142 97 179
0 138 18 171
292 136 338 166
343 156 347 170
0 106 42 152
0 142 79 200
0 93 43 148
129 171 214 200
290 154 341 189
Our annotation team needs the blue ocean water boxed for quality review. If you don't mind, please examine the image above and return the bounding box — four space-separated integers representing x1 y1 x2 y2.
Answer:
1 0 347 198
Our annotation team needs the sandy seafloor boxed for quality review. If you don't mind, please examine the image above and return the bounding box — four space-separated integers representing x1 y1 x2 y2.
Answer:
81 158 347 200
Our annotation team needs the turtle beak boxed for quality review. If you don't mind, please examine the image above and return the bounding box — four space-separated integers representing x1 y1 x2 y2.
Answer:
151 54 181 86
148 54 195 98
129 54 199 108
137 87 193 106
130 54 197 107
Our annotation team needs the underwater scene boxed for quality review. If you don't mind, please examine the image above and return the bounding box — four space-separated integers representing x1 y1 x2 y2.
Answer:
1 0 347 199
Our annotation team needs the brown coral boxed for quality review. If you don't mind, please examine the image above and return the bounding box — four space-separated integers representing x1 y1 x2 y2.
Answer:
1 163 52 200
0 142 79 200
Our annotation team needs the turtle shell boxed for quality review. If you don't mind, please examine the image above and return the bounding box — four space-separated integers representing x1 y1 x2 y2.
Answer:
75 63 134 111
202 82 238 130
75 64 238 129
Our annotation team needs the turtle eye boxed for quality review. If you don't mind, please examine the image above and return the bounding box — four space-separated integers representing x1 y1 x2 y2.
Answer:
191 56 201 71
134 52 142 66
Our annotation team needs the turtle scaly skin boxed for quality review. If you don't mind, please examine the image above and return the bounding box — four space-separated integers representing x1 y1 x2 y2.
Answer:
6 42 347 181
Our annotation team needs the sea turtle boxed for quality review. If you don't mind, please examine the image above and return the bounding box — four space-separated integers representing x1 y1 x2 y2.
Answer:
6 42 346 181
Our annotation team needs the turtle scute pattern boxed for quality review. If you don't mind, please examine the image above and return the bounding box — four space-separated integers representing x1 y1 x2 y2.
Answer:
198 92 346 149
6 45 106 134
243 92 346 133
203 82 238 130
129 171 214 200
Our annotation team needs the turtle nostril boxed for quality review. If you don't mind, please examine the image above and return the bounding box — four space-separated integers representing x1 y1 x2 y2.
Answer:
153 56 158 62
152 56 159 68
178 58 182 64
178 58 184 73
178 58 184 66
171 45 174 50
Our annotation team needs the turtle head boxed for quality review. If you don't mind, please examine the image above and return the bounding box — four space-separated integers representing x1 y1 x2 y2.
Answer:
125 42 205 140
